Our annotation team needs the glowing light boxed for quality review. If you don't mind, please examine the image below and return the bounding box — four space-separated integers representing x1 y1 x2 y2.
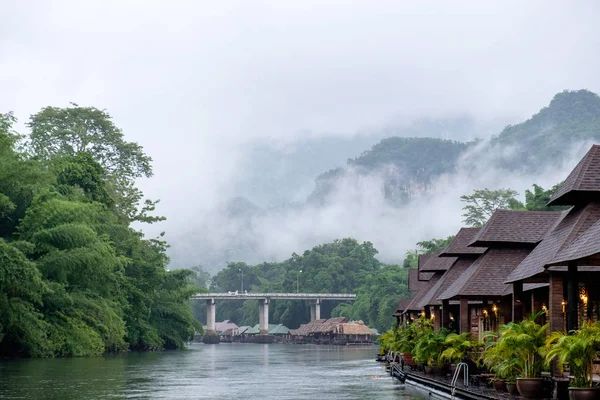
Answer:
541 303 549 317
483 309 489 317
580 287 588 305
561 299 566 313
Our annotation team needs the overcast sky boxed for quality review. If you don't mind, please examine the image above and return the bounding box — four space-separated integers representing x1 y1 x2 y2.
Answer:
3 0 600 266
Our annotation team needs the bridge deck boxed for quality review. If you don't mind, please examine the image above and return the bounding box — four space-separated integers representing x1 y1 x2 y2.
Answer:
192 293 356 301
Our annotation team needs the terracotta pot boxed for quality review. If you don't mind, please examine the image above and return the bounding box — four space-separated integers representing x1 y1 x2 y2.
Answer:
506 382 519 396
424 366 434 375
493 379 507 392
517 378 544 399
569 387 600 400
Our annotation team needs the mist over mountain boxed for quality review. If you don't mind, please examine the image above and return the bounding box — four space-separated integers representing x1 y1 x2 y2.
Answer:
168 90 600 273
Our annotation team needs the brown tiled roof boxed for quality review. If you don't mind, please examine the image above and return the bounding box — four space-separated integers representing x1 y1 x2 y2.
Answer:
440 228 487 256
470 210 564 247
505 204 600 283
549 145 600 206
439 248 531 299
403 274 441 313
548 212 600 266
428 258 480 304
418 254 432 270
420 249 457 272
408 268 428 291
393 297 415 316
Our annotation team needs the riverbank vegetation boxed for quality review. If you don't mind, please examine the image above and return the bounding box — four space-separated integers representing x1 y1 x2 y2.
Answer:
0 107 200 358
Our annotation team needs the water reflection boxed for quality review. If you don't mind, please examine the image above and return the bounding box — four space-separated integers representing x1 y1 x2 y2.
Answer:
0 344 426 399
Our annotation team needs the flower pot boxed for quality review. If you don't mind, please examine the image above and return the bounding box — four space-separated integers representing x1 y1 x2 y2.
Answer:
568 387 600 400
493 379 507 392
424 366 434 375
517 378 544 399
506 382 519 396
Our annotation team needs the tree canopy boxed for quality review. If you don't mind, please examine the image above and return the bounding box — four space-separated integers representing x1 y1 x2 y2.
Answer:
0 107 199 358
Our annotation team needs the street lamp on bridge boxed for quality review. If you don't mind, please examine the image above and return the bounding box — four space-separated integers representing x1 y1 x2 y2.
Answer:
296 270 302 293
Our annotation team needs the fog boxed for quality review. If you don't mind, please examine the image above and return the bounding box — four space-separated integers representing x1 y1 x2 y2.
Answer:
2 0 600 271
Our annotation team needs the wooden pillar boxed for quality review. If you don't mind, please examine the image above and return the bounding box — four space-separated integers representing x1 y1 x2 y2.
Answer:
513 282 524 323
460 298 469 334
424 307 431 320
441 300 450 329
432 306 441 331
549 273 565 333
567 261 578 332
586 281 593 322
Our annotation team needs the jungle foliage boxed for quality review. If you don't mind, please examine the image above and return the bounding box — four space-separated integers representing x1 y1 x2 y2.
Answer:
0 108 199 358
203 238 410 333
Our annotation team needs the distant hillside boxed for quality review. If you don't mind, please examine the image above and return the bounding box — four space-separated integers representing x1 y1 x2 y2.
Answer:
308 89 600 205
492 89 600 170
309 137 470 205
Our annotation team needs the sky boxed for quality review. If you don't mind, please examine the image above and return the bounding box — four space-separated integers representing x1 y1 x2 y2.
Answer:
3 0 600 269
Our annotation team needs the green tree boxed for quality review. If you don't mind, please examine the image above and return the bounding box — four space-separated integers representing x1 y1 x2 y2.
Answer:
460 188 520 227
26 105 162 223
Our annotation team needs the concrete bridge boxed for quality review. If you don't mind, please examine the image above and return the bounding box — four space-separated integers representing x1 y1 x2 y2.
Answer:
192 293 356 336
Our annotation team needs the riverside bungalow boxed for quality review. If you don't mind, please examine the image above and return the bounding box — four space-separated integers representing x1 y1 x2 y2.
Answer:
437 210 563 338
334 321 374 344
506 144 600 333
400 255 441 323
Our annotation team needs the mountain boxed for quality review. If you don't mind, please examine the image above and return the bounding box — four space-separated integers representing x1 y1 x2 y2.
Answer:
230 116 490 207
491 89 600 170
308 137 471 205
307 90 600 205
168 89 600 271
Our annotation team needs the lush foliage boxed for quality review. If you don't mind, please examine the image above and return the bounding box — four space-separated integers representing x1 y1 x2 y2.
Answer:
461 184 563 227
481 313 548 380
440 332 475 365
545 321 600 388
0 108 199 357
208 238 408 332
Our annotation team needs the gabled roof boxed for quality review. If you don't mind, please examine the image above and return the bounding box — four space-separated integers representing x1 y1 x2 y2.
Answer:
392 297 414 316
547 212 600 266
505 205 600 283
439 248 531 300
428 258 480 304
470 210 564 247
419 248 457 272
408 268 428 292
403 274 441 313
440 228 486 257
549 145 600 206
418 253 432 269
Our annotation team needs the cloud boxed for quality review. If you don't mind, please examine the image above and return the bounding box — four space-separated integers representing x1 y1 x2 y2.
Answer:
2 0 600 269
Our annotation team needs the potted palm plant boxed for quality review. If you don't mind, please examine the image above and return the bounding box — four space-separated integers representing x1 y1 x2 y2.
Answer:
440 332 474 377
480 332 509 392
545 321 600 400
413 328 450 374
496 313 548 399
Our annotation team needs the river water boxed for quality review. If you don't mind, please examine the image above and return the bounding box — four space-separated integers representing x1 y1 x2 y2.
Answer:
0 343 427 399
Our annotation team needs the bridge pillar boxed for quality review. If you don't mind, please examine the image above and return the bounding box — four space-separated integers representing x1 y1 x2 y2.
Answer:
259 298 269 335
310 299 321 321
206 298 216 335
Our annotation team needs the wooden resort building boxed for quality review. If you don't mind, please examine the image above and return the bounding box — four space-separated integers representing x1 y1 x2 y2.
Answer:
395 144 600 340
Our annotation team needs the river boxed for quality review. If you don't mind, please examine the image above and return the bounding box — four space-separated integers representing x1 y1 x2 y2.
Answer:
0 343 427 399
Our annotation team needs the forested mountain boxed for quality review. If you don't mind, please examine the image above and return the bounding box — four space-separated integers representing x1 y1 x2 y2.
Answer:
491 89 600 170
308 138 470 205
306 89 600 206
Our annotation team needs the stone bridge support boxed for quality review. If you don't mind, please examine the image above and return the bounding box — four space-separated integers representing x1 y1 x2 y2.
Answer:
259 298 270 335
310 299 321 321
206 298 216 335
